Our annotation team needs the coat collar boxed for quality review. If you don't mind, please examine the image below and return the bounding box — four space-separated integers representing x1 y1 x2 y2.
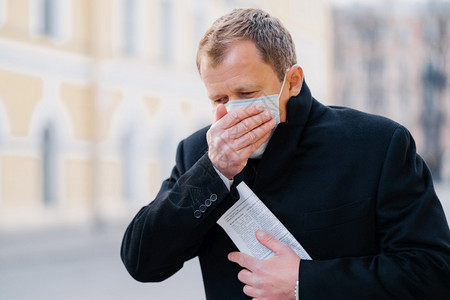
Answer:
284 79 314 126
250 80 322 192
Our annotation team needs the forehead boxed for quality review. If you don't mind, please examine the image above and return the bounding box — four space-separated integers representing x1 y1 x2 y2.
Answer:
200 41 279 96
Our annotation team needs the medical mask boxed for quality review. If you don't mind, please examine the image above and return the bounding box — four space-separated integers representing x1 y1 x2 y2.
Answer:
225 75 286 159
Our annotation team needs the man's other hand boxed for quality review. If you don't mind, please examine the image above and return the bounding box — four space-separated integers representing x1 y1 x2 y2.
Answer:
228 230 300 300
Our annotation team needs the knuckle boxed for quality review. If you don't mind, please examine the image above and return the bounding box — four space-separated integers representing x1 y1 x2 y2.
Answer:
262 234 273 243
243 105 253 115
229 125 240 138
230 110 240 121
267 118 276 128
257 232 273 245
238 255 246 266
253 261 263 273
247 131 257 142
241 120 250 131
251 113 267 126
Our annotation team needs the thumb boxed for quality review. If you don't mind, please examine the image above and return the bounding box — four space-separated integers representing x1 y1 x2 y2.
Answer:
214 104 227 123
256 230 287 255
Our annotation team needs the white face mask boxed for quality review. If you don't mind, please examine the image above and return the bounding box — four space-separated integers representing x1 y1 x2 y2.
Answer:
225 75 286 159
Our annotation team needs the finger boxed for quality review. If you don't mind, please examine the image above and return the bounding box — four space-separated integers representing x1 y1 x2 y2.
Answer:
237 269 253 285
214 117 274 160
228 111 275 141
235 108 273 134
232 130 272 162
228 251 257 270
255 230 288 255
243 285 260 298
221 104 267 129
214 104 228 123
233 118 276 150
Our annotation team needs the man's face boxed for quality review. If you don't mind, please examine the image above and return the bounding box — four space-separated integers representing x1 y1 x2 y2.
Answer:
200 40 283 108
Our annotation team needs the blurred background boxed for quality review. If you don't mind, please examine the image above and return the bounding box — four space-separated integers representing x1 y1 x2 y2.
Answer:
0 0 449 299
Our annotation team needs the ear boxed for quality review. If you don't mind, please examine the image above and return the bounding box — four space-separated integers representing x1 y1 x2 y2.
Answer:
286 65 304 97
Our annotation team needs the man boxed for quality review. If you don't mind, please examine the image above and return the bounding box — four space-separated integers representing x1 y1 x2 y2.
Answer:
121 8 450 299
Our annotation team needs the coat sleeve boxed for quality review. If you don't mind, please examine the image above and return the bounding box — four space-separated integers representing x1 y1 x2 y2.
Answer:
120 139 239 282
299 126 450 299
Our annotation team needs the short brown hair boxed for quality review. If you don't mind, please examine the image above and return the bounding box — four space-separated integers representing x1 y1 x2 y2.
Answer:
196 8 297 82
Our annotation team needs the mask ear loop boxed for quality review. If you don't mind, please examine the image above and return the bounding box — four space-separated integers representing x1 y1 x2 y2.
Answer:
277 73 287 103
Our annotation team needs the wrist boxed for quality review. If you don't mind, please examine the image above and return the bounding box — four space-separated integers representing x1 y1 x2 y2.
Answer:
212 165 234 191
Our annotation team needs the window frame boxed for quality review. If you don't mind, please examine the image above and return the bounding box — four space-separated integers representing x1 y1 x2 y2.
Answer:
29 0 71 43
0 0 6 28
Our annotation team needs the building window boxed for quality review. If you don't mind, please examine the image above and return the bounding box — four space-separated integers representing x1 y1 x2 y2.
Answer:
40 0 55 36
161 0 173 64
193 0 205 45
0 0 6 27
117 0 146 57
122 0 137 55
121 129 137 202
31 0 71 42
42 123 57 206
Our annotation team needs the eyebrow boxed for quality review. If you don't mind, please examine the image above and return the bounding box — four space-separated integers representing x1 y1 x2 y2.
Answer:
233 83 262 92
208 83 263 100
208 93 224 101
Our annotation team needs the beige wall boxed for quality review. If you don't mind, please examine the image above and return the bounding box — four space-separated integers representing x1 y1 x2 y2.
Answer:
60 83 94 140
64 159 93 212
0 70 42 136
1 155 41 208
99 90 123 141
0 0 30 41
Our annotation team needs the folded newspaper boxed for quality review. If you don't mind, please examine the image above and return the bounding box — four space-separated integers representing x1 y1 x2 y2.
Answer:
217 181 312 260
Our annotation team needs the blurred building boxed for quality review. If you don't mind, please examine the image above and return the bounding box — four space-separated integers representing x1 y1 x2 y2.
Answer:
332 0 450 181
0 0 332 230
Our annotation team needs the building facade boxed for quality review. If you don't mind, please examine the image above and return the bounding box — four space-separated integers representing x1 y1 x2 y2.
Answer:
0 0 332 230
332 1 450 182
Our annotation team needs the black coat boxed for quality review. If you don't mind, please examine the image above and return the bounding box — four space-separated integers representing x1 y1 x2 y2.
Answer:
121 82 450 299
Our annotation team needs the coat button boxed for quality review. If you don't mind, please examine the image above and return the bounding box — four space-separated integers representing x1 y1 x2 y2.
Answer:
194 210 202 219
210 194 217 202
205 199 212 207
199 204 207 213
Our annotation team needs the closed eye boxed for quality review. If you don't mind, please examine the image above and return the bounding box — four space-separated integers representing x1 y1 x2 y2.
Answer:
214 97 228 105
240 91 257 98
